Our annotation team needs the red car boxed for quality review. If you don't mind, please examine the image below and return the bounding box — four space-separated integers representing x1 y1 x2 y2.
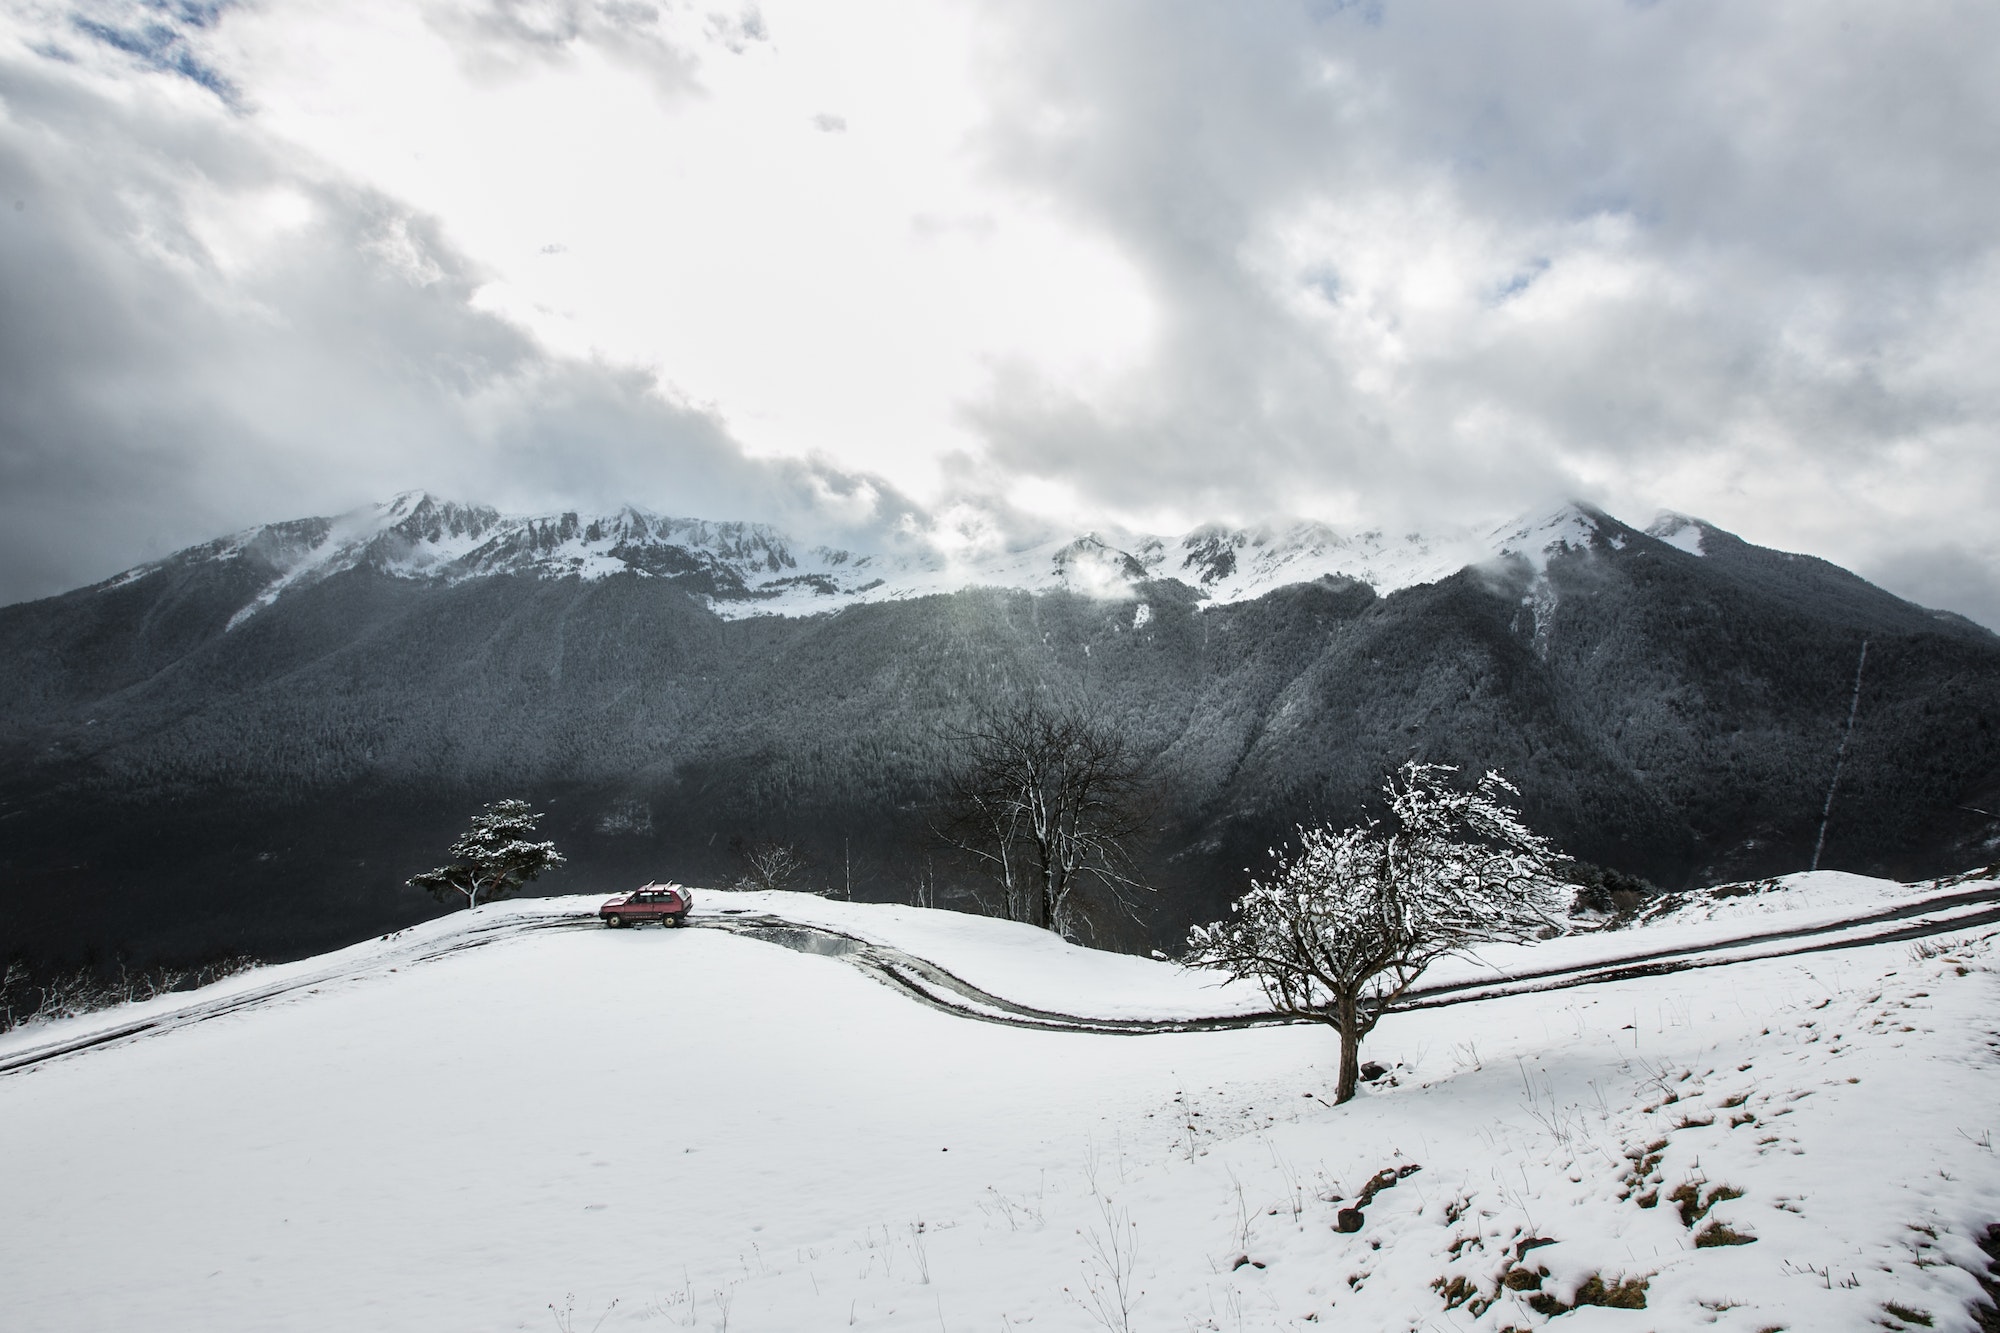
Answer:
600 883 694 928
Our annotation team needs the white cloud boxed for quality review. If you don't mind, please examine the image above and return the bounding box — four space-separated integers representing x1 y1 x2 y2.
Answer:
0 21 910 602
3 0 1998 625
953 0 2000 614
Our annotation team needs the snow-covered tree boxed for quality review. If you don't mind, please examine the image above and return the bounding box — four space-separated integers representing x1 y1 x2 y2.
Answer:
408 799 566 910
1185 762 1568 1103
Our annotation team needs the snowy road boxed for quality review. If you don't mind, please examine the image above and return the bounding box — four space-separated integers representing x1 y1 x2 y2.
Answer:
6 879 1996 1076
704 883 2000 1032
0 911 596 1077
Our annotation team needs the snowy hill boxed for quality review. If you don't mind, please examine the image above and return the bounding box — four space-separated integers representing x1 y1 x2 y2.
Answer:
3 878 1996 1332
91 492 1639 625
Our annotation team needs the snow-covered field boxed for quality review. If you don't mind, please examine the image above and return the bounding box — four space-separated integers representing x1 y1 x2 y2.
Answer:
2 877 1996 1332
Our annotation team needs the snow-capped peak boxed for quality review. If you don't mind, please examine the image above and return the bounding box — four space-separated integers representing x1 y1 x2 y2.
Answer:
1647 511 1709 557
1483 502 1611 573
110 497 1656 627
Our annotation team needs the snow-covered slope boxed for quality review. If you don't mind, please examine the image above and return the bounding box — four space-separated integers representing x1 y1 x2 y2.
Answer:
1635 868 1952 928
3 878 1995 1332
1648 510 1711 557
90 493 1643 626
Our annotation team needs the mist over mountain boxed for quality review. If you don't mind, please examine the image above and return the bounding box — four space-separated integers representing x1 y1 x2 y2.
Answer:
4 495 1997 970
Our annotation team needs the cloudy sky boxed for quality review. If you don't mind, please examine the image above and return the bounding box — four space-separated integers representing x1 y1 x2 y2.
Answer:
3 1 1999 624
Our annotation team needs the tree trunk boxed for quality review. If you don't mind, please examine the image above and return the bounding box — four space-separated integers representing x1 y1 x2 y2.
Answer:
995 835 1020 923
1333 990 1362 1104
1031 842 1055 931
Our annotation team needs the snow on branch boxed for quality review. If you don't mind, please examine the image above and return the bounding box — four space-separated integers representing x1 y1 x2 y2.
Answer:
408 798 566 910
1186 761 1569 1102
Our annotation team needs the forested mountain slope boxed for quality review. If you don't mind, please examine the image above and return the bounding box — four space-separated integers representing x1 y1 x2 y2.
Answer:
3 500 1996 967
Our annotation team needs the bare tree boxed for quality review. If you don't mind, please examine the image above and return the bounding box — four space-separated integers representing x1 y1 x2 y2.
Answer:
933 698 1152 939
1185 762 1568 1103
735 840 807 892
910 850 939 910
408 798 566 910
2 960 32 1032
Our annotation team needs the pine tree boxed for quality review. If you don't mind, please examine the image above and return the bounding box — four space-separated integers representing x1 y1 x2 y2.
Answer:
408 799 566 910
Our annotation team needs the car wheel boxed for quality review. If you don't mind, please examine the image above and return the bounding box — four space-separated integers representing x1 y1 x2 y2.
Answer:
606 915 624 928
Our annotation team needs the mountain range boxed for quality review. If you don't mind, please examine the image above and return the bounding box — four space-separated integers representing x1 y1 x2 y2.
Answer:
94 490 1585 624
4 494 1997 968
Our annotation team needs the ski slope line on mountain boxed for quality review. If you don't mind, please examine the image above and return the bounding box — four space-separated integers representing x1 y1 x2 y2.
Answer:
0 897 1995 1331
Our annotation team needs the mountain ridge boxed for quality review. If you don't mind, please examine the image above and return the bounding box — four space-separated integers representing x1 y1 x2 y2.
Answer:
54 492 1804 630
3 494 1996 969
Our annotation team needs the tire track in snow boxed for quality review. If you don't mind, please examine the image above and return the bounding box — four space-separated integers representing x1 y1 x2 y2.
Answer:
0 913 599 1077
3 887 1995 1074
703 889 2000 1035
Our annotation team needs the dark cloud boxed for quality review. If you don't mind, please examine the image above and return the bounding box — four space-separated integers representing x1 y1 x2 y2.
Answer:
961 1 2000 580
4 0 1997 629
0 43 901 606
